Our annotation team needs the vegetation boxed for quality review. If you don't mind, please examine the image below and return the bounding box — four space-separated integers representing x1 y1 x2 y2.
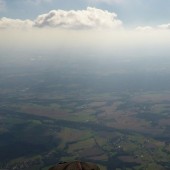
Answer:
0 61 170 170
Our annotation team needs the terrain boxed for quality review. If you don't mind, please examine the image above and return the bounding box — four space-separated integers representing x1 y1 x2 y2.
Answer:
0 55 170 170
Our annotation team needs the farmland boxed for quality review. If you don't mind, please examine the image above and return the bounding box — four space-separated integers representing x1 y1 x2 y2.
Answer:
1 88 170 170
0 56 170 170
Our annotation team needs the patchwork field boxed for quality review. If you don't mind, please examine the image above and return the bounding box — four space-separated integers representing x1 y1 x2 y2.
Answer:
1 58 170 170
0 90 170 170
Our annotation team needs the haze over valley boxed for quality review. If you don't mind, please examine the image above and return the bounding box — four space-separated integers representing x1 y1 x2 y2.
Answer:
0 1 170 170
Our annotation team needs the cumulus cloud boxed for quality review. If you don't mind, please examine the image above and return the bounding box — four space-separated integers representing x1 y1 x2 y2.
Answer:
1 7 170 32
158 24 170 30
34 7 123 29
0 7 123 30
135 26 154 32
136 24 170 32
0 17 33 29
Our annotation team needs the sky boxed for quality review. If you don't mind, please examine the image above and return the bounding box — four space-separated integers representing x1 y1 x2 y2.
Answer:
1 0 170 27
0 0 170 60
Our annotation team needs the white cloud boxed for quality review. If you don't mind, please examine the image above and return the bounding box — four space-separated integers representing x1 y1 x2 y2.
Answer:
34 7 123 30
158 24 170 30
1 7 170 33
0 7 123 30
0 0 6 11
135 26 153 32
136 24 170 32
0 17 33 29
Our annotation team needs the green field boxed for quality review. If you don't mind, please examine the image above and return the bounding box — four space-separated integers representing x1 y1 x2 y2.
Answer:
0 57 170 170
0 89 170 170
